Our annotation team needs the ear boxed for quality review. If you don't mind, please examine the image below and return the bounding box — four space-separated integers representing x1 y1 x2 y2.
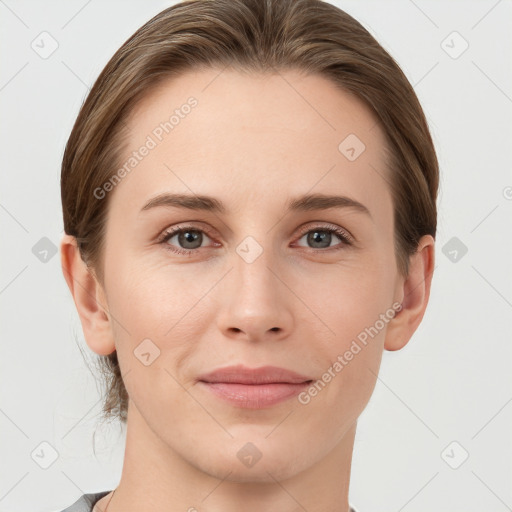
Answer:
60 234 115 356
384 234 435 351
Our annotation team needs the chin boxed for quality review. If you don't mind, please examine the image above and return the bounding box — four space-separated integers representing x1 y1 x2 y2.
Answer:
195 440 308 484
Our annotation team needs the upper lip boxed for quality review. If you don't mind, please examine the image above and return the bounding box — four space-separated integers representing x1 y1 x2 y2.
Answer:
198 365 312 385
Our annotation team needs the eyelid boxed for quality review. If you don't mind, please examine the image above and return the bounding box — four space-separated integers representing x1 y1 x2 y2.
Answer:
157 222 217 243
295 222 355 245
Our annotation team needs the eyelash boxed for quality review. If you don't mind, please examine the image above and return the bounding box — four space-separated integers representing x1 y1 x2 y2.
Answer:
158 223 354 256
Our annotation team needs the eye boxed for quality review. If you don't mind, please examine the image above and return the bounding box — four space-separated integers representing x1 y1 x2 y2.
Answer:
294 223 354 250
159 225 216 256
158 222 354 257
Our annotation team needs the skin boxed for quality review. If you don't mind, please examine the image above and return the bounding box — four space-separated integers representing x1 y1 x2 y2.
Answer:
61 68 435 512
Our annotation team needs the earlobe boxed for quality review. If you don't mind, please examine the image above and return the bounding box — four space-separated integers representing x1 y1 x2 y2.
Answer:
384 235 435 352
60 234 116 356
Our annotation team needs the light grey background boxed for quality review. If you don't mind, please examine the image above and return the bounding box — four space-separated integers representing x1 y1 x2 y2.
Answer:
1 1 511 511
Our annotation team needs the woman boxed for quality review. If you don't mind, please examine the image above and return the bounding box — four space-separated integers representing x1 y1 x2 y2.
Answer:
59 0 438 510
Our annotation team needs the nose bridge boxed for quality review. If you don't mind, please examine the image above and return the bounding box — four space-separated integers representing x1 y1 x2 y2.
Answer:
216 233 293 338
233 235 279 305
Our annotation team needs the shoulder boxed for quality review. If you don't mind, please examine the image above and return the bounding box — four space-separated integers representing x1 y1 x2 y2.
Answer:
55 491 112 512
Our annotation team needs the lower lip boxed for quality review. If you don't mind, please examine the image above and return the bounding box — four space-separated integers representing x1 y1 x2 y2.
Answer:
199 381 311 409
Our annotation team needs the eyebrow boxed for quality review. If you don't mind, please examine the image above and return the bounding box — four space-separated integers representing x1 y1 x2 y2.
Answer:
140 192 372 218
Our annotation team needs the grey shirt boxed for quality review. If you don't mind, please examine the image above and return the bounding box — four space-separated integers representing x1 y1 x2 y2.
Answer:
59 491 358 511
59 492 111 512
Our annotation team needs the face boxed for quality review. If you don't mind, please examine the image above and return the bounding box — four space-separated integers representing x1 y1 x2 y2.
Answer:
98 68 402 481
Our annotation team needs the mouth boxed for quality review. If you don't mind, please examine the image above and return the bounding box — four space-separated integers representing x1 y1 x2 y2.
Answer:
197 364 313 409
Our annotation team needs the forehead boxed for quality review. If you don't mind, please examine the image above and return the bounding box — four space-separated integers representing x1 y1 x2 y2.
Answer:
111 67 392 218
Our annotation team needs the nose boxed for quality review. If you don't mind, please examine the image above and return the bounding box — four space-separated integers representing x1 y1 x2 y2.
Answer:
215 243 294 342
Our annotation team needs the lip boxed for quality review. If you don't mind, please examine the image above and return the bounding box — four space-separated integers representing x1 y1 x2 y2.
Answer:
197 365 313 409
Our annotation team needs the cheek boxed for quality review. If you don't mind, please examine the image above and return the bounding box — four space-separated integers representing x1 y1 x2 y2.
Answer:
107 253 216 338
299 288 388 435
105 256 226 400
301 258 393 403
305 253 395 343
106 261 212 410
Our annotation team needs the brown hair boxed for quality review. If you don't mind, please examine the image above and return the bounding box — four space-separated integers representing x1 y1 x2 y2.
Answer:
61 0 439 424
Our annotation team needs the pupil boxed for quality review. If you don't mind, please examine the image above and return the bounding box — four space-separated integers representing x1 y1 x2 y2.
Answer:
179 230 201 249
308 230 330 248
